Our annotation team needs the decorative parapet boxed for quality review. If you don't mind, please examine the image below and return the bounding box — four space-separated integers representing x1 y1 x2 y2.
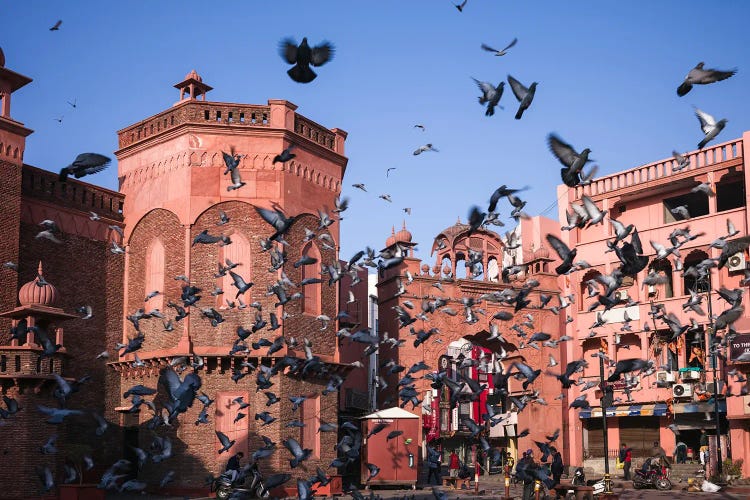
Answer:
573 138 743 200
22 165 124 221
117 102 272 148
294 114 336 151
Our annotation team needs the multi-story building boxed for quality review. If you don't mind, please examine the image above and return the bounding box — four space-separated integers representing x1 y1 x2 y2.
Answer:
0 47 125 499
110 69 350 493
556 133 750 476
375 218 565 468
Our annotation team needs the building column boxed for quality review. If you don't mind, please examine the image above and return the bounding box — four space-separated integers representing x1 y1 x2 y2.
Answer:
176 224 192 352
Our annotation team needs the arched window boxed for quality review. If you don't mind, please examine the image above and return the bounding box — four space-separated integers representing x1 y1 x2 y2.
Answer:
487 257 499 283
455 251 467 279
218 233 252 308
580 269 602 310
301 242 321 315
648 259 673 299
683 250 710 294
145 239 165 310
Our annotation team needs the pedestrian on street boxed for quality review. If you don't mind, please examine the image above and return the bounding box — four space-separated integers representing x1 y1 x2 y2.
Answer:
449 450 460 478
550 447 563 487
426 445 442 485
518 449 538 500
674 441 688 464
620 443 632 480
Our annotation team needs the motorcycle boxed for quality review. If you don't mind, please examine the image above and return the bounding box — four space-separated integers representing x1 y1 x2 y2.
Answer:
213 463 270 499
565 467 604 499
632 458 671 491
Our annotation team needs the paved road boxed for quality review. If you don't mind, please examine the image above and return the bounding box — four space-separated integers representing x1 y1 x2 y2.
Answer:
106 484 745 499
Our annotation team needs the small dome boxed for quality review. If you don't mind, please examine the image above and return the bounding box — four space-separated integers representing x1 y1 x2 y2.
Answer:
432 264 441 275
534 247 550 260
0 47 5 67
18 262 59 307
442 265 452 276
185 69 202 82
394 221 412 243
421 264 431 274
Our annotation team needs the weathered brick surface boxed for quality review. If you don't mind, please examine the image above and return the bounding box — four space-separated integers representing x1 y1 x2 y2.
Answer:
125 208 184 351
113 364 338 489
0 159 22 336
0 190 124 498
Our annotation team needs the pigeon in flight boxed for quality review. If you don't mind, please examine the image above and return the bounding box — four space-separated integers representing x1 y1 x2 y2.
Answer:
59 153 111 182
454 0 468 12
379 194 392 203
546 234 577 275
67 99 77 109
472 78 504 116
273 146 296 164
414 124 426 131
694 108 727 150
279 37 335 83
677 62 736 96
548 134 592 187
507 75 537 120
480 38 517 56
49 20 62 31
413 144 439 155
672 150 690 172
352 183 367 192
386 168 396 177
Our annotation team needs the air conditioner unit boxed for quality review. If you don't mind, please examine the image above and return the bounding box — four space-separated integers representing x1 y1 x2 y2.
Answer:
656 371 675 384
727 252 746 272
681 370 701 381
673 384 693 398
705 381 725 394
614 290 629 301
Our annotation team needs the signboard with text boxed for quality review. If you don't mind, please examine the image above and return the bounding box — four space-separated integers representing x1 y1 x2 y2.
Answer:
730 334 750 362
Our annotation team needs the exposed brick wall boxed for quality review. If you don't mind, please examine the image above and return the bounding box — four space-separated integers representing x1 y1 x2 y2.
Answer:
0 207 124 498
0 159 22 335
280 213 338 355
125 208 184 351
113 364 338 489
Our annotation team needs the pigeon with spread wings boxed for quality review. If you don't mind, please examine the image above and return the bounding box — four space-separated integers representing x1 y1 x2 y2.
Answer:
279 37 334 83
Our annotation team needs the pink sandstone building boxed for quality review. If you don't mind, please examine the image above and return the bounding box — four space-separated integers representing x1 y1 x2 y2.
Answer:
555 133 750 477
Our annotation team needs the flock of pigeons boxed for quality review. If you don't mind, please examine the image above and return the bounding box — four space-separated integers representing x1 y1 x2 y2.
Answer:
2 7 742 500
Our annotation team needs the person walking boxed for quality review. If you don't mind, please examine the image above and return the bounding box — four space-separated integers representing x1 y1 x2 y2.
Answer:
621 443 632 480
449 450 460 479
550 447 564 487
426 445 442 485
519 449 538 500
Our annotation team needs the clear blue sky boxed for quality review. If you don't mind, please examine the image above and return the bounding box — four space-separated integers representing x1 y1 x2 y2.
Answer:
4 1 750 262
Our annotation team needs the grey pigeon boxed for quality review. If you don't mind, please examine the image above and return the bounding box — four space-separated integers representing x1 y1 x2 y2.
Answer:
279 37 334 83
507 75 537 119
59 153 111 182
695 108 727 150
481 38 517 56
548 134 592 187
273 145 296 164
677 62 736 96
413 143 439 155
545 234 576 275
472 78 504 116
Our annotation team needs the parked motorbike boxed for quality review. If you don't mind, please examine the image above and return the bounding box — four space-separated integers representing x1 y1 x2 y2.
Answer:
213 463 270 499
564 467 604 499
632 458 671 490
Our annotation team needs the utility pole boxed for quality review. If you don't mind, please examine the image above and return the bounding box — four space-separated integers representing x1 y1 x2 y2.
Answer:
599 352 614 494
703 280 723 477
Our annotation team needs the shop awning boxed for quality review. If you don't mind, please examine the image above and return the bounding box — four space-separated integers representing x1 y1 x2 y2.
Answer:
578 403 669 419
673 400 727 414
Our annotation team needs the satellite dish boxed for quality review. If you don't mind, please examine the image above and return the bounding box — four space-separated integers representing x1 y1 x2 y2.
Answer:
487 259 499 281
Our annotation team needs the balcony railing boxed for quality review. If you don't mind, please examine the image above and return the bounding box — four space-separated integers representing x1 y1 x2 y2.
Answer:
574 138 743 199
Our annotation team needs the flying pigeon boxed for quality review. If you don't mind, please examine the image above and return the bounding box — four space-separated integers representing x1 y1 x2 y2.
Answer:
49 20 62 31
59 153 111 182
694 108 727 150
548 134 592 187
507 75 537 119
472 78 504 116
273 146 296 164
279 37 335 83
677 62 736 96
481 38 517 56
413 144 439 155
